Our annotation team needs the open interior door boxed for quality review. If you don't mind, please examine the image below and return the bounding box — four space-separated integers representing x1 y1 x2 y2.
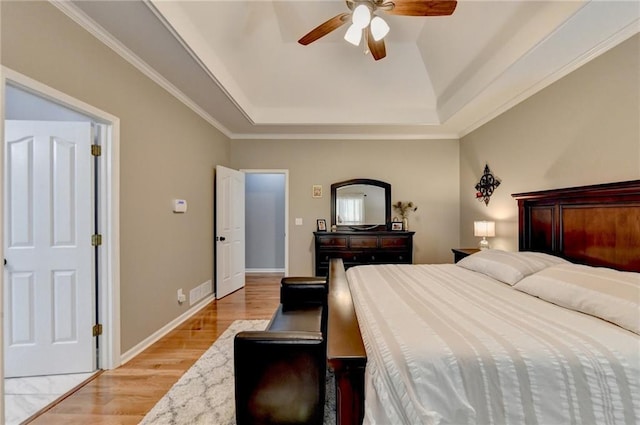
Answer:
4 120 96 377
215 166 245 299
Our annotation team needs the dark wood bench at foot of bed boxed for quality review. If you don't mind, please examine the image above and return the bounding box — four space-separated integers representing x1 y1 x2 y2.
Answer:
327 258 366 425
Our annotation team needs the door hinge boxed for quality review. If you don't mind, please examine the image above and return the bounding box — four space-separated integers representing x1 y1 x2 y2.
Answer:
91 144 102 156
92 323 103 337
92 234 103 246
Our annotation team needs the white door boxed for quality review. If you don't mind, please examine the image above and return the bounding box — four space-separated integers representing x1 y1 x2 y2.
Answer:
215 166 245 299
4 120 95 377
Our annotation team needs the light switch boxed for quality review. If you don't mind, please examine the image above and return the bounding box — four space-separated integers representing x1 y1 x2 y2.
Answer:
295 218 303 226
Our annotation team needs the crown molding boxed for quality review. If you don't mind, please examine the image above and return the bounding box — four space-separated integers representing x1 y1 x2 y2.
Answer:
49 0 233 139
47 1 638 142
459 18 640 138
230 132 460 141
50 1 449 141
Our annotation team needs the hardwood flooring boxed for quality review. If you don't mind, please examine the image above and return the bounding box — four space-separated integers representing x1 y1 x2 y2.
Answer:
27 273 282 425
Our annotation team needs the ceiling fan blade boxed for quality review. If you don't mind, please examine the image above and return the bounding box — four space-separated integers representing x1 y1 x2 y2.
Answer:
367 28 386 61
298 12 351 45
385 0 457 16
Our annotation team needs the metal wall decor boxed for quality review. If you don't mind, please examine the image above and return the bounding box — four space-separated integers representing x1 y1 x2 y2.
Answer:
475 164 501 206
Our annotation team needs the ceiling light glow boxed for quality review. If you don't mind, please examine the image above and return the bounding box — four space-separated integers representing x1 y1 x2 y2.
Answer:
370 16 389 41
344 24 363 46
352 4 371 29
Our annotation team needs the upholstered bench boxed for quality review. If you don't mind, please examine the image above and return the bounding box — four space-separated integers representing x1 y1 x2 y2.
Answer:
280 276 327 308
234 293 326 424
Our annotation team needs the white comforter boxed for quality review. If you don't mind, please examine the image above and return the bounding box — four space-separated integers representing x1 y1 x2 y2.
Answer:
346 264 640 425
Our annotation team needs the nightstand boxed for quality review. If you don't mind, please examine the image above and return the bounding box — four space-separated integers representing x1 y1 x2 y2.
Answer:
451 248 480 263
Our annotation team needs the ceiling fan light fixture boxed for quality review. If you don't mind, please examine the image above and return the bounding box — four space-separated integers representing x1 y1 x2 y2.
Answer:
344 24 363 46
352 4 372 29
298 0 457 61
370 16 390 41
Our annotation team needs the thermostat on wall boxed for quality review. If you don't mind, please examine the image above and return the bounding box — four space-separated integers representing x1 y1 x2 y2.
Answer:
173 199 188 213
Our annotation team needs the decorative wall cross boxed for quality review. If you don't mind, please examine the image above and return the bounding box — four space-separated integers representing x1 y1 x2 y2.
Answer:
475 164 501 206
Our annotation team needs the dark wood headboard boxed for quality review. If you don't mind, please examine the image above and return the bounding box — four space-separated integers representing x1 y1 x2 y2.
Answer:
512 180 640 272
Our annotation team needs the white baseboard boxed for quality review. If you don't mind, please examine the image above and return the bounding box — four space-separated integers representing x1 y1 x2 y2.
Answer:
119 294 215 365
246 268 285 274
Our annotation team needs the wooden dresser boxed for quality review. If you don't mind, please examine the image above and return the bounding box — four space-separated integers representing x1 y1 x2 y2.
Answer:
314 231 414 276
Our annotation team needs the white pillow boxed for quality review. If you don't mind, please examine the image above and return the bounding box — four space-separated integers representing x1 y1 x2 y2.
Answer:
514 264 640 334
456 249 568 285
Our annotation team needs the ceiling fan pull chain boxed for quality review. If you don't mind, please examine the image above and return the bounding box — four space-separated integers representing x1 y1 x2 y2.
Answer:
363 29 370 55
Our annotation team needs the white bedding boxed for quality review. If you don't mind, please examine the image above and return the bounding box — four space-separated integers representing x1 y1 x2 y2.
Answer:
346 264 640 425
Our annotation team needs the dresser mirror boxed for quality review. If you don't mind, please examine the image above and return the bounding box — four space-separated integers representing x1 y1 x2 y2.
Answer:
331 179 391 230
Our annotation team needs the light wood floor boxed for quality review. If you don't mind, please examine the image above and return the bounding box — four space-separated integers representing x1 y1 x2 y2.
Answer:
27 273 282 425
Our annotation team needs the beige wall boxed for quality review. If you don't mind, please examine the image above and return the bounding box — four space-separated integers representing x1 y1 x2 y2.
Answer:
231 139 460 273
1 1 230 352
3 0 637 357
460 34 640 251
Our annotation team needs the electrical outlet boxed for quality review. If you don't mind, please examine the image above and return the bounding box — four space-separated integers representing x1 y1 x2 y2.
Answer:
177 288 186 304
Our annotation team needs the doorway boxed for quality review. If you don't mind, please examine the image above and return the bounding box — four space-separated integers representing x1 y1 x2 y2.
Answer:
243 170 288 275
1 69 121 424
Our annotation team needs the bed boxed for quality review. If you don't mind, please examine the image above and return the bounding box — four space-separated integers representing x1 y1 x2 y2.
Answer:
326 180 640 425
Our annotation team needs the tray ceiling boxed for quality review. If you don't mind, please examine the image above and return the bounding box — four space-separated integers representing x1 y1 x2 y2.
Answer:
63 0 639 139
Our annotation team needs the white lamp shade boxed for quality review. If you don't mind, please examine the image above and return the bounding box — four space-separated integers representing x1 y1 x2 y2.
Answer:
370 16 389 41
352 4 371 29
344 24 363 46
474 221 496 237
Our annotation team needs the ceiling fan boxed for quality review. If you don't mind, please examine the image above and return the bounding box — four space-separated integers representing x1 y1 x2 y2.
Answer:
298 0 457 61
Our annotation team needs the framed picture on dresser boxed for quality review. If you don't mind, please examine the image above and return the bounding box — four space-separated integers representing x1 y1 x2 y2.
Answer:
316 219 327 231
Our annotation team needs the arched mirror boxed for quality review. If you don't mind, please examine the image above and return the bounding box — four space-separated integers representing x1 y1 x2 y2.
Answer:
331 179 391 230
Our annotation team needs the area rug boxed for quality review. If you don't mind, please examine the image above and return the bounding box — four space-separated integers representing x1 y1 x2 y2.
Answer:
139 319 336 424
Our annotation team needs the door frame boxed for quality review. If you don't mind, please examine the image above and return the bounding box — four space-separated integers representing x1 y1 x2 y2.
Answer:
0 68 122 379
242 169 289 276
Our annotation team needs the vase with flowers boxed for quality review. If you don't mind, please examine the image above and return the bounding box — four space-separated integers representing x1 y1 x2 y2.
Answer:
392 201 418 231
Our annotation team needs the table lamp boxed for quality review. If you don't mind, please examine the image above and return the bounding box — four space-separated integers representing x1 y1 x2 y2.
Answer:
474 220 495 250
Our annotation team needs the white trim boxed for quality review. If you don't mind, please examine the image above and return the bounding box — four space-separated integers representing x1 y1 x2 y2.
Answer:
230 132 461 141
49 0 232 139
144 1 255 126
0 9 5 418
246 268 286 274
119 295 215 365
459 16 640 138
242 169 289 277
2 67 122 371
97 122 121 370
45 0 640 142
47 0 460 142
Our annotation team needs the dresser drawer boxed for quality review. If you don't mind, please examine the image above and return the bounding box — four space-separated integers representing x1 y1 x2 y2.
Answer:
350 236 378 248
372 251 411 263
314 231 414 276
318 251 366 263
380 236 410 249
317 250 342 264
317 236 348 248
318 249 410 265
316 266 329 277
